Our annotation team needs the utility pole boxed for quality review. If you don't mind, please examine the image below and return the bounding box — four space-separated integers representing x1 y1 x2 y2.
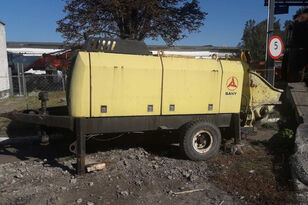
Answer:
265 0 275 85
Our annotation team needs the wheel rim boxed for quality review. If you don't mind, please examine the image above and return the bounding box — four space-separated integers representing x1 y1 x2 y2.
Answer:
192 130 213 153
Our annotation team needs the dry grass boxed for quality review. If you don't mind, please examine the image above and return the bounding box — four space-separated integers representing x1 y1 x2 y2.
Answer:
19 91 66 110
0 91 66 134
0 91 66 112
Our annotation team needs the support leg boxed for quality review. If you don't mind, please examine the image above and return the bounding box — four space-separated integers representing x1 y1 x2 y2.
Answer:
40 126 49 145
233 113 241 144
231 113 244 155
75 118 86 175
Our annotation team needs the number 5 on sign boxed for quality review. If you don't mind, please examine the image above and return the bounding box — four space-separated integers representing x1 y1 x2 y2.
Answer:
268 36 283 59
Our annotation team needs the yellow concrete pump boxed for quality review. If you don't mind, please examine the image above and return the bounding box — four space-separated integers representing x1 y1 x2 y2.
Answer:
67 39 282 161
0 38 283 174
69 52 244 118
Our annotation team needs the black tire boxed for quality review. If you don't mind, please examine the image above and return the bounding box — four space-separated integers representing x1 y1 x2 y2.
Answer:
180 120 221 161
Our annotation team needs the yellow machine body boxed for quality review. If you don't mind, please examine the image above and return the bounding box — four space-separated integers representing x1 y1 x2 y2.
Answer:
241 60 283 127
69 53 91 117
69 52 244 117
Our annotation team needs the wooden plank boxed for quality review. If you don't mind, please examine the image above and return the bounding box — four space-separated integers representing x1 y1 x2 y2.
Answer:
86 163 106 172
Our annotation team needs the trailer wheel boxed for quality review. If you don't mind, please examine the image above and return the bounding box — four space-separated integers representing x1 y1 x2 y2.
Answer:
180 121 221 161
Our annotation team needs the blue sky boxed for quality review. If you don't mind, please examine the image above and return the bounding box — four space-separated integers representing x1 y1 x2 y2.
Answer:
0 0 302 46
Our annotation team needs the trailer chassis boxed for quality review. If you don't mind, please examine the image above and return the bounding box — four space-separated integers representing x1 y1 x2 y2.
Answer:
0 94 241 175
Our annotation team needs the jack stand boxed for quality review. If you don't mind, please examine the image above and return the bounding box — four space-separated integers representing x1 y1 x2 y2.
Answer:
38 92 49 146
231 113 244 155
75 118 86 175
38 92 48 115
40 127 49 145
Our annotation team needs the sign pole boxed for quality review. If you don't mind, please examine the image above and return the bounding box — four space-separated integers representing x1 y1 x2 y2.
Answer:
265 0 275 85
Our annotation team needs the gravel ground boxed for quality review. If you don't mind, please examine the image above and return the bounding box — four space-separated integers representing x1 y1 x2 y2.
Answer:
0 125 298 205
0 146 239 205
296 152 308 180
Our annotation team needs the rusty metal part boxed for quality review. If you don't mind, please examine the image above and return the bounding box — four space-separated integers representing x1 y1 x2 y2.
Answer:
75 118 86 175
192 130 213 153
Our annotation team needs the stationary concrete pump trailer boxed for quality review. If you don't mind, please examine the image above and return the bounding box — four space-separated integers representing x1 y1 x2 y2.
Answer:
1 39 283 174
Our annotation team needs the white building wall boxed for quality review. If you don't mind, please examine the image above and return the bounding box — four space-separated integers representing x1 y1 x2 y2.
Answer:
0 22 9 99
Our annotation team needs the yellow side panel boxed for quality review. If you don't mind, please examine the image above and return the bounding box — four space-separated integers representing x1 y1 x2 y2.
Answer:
69 52 91 117
90 53 162 117
248 71 283 107
162 58 222 115
219 60 244 113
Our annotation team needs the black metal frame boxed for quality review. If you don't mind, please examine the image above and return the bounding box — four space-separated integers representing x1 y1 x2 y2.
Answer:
1 110 241 174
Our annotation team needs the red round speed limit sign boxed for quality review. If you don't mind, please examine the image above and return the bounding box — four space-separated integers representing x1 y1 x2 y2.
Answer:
268 36 283 59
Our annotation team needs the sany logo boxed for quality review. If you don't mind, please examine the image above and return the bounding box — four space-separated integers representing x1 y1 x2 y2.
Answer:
226 76 238 91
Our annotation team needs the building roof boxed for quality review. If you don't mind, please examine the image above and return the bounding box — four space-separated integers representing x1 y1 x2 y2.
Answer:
7 41 66 49
0 21 5 26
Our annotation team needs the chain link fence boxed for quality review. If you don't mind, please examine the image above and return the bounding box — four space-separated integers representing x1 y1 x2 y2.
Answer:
2 63 66 97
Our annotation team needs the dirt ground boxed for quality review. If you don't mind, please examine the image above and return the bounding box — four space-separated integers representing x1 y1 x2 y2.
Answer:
0 122 298 205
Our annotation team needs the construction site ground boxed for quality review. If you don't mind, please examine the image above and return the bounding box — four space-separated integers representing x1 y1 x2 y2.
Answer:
0 95 300 205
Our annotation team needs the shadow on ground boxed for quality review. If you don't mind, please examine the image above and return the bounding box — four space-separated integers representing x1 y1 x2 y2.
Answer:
0 125 183 173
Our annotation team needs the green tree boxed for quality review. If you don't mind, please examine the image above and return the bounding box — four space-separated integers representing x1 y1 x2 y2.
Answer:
284 20 293 30
238 19 282 61
293 7 308 20
57 0 207 45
